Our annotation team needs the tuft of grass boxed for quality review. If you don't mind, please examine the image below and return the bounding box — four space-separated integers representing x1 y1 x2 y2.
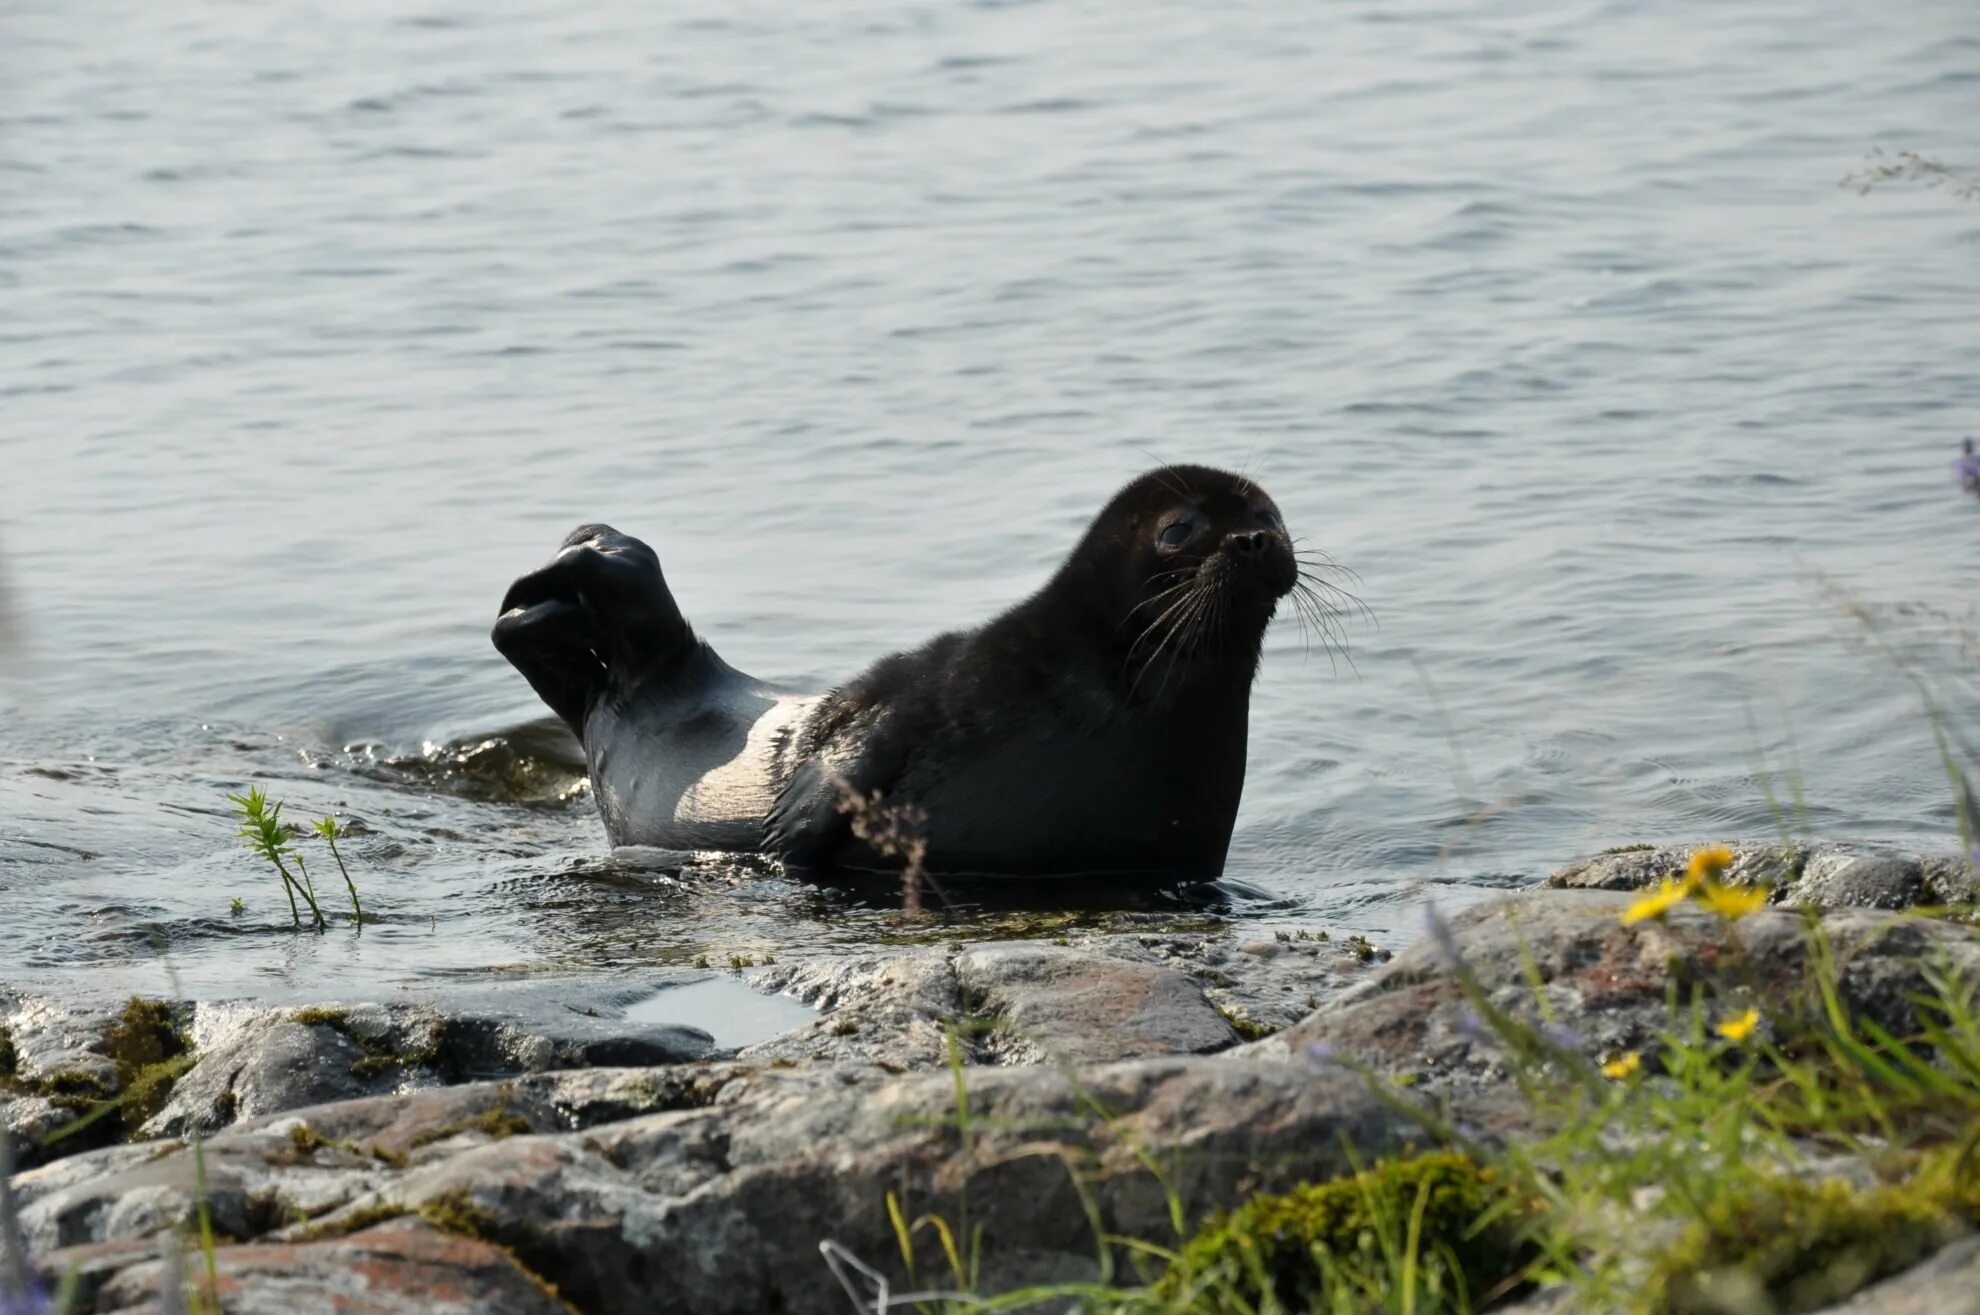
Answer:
226 787 325 931
1154 1152 1538 1315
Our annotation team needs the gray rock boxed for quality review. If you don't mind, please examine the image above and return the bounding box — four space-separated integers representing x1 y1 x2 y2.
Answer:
94 1218 576 1315
1545 840 1975 911
1546 841 1806 892
139 986 718 1142
21 1057 1414 1315
144 1013 379 1140
954 941 1237 1063
1250 888 1980 1130
1789 845 1930 910
1817 1235 1980 1315
740 950 964 1067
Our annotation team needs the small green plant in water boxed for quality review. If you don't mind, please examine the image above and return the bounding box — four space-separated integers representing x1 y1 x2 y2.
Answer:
311 815 362 925
227 898 244 917
226 786 325 931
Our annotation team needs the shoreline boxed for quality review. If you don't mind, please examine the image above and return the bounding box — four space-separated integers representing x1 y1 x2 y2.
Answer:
5 837 1979 1313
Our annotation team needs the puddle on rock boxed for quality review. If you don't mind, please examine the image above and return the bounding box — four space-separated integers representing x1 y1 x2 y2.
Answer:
623 975 817 1049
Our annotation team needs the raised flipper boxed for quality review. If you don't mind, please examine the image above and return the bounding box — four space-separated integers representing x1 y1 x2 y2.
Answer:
491 524 695 738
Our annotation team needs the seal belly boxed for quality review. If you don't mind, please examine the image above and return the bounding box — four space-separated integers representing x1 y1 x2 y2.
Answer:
586 651 818 851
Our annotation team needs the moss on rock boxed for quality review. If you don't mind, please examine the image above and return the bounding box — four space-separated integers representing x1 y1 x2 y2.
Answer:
103 997 192 1133
0 1022 16 1082
1651 1157 1980 1315
1159 1151 1536 1312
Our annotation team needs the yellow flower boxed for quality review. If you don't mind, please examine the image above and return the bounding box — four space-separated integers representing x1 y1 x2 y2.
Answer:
1697 881 1769 921
1716 1009 1761 1043
1620 876 1693 925
1601 1051 1642 1080
1687 845 1738 883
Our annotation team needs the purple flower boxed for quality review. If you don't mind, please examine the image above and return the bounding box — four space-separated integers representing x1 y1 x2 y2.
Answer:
0 1281 53 1315
1539 1022 1585 1052
1306 1042 1339 1070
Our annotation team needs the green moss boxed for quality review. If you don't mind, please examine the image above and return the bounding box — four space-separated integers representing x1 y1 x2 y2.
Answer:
294 1007 441 1080
828 1018 859 1037
104 997 192 1132
1344 934 1386 963
407 1091 532 1149
416 1189 507 1241
36 1068 112 1107
1650 1161 1980 1315
296 1200 411 1241
414 1192 582 1315
1213 1005 1280 1042
1159 1152 1537 1313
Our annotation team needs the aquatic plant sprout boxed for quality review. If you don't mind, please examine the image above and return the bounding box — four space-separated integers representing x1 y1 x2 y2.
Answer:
226 786 325 931
311 815 362 925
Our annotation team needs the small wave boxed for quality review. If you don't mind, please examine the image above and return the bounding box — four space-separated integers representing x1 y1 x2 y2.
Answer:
339 720 588 804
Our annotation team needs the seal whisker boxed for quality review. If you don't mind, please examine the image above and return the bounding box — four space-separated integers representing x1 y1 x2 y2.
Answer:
1126 578 1208 660
1129 579 1212 703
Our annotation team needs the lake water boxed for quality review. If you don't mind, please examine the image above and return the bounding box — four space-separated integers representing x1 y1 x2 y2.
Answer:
4 0 1978 1005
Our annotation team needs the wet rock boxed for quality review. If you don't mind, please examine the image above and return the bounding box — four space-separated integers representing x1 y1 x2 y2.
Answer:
142 987 717 1141
1250 889 1980 1127
88 1218 577 1314
1077 928 1375 1039
144 1012 379 1140
739 950 963 1067
1545 840 1976 910
1546 841 1808 892
737 928 1376 1066
954 942 1237 1063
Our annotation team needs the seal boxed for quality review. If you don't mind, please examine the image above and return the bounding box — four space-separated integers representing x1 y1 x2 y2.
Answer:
492 465 1319 880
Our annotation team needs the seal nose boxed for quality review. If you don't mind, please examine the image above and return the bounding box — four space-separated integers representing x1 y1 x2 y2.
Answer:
1225 529 1270 558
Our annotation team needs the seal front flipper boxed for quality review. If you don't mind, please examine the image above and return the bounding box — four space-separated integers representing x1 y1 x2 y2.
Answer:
491 523 696 737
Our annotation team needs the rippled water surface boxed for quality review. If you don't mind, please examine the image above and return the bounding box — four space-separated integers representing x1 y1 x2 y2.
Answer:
3 0 1978 1001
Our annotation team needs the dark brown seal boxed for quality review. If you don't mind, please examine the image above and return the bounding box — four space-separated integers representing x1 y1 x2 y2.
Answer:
493 465 1332 881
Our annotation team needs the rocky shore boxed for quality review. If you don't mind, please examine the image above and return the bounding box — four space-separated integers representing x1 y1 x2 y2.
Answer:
6 839 1980 1314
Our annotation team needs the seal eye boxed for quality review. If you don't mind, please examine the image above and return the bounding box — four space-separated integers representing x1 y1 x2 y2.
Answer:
1256 509 1283 532
1156 520 1198 550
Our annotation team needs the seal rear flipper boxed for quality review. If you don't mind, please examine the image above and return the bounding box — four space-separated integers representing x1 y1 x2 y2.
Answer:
492 523 699 738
